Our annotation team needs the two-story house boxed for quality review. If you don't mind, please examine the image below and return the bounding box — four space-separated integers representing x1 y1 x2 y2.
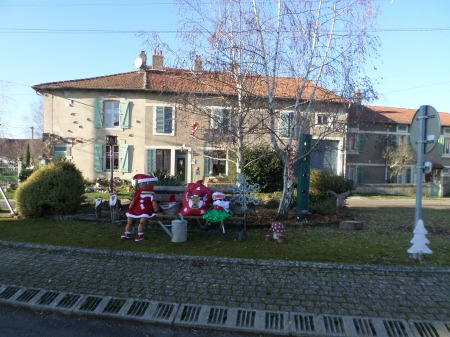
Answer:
32 51 349 184
347 104 450 195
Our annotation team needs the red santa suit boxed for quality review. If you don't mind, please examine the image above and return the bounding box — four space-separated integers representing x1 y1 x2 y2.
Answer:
126 174 158 219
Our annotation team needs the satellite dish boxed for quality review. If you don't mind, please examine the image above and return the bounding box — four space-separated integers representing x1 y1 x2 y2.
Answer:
133 57 143 69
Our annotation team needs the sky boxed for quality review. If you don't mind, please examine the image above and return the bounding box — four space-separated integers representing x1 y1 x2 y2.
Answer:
1 0 450 139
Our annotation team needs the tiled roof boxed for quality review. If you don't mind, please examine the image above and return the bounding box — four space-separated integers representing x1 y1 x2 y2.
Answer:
32 67 345 103
350 105 450 126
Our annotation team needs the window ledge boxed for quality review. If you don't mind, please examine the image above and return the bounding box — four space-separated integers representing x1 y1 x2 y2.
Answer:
441 154 450 158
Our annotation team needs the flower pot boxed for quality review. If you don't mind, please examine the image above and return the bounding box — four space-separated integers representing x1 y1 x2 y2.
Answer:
277 235 284 244
265 235 271 242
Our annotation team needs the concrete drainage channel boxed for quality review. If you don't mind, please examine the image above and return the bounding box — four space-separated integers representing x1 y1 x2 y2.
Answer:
1 284 449 337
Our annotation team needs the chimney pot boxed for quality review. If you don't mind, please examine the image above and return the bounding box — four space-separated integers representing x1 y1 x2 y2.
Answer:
353 89 362 105
152 50 164 70
194 55 202 72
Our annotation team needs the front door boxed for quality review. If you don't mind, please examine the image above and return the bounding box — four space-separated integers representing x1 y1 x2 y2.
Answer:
175 151 187 183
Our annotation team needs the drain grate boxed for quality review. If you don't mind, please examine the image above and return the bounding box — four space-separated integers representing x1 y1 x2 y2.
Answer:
153 303 176 321
293 314 315 334
207 307 228 325
38 291 60 306
103 298 126 314
265 312 284 331
179 305 201 323
16 289 39 303
413 322 439 337
57 294 81 309
354 318 377 336
127 300 150 317
79 296 102 312
236 309 256 328
324 315 346 335
383 320 409 337
0 286 21 299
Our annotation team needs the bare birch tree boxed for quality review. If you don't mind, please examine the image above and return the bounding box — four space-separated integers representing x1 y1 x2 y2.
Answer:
141 0 379 219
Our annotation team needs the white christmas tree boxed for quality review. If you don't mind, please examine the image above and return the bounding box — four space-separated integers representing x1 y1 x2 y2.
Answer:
407 219 432 255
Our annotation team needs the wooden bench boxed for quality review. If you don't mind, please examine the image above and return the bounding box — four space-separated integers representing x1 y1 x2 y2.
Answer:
146 185 250 241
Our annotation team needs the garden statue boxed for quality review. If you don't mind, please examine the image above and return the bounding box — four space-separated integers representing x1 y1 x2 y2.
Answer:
327 190 351 209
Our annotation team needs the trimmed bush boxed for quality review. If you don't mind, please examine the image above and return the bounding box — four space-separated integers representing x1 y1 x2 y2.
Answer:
309 169 353 203
15 161 85 217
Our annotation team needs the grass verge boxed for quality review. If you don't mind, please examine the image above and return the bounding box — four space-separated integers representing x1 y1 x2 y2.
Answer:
1 203 449 268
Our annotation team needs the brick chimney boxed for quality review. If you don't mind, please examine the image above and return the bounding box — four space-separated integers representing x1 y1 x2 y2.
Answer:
138 51 147 73
194 55 202 73
353 89 362 105
152 50 164 70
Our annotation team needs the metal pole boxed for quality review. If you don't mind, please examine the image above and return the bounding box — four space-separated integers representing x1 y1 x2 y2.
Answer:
295 134 312 220
414 106 426 229
110 146 114 193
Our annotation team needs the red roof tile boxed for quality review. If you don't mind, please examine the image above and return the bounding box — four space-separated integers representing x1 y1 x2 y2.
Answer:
351 105 450 126
32 67 345 103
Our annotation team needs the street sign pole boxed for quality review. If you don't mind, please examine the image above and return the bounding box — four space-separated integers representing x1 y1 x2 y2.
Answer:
414 106 425 230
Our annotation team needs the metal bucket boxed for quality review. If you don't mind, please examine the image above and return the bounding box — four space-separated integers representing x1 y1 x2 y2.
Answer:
171 219 187 242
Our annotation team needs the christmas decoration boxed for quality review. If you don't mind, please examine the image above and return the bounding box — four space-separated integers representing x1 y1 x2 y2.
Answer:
191 121 199 136
227 174 260 212
270 221 285 240
283 144 294 186
407 219 432 255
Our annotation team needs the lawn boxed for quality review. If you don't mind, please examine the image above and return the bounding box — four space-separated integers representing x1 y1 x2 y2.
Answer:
1 193 449 268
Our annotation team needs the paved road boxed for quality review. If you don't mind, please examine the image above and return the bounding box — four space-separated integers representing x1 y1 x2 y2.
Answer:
1 241 449 323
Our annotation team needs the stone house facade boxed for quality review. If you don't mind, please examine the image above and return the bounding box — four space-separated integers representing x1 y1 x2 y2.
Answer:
32 51 349 184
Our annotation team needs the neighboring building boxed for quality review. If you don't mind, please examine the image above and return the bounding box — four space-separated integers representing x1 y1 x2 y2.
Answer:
347 104 450 195
32 51 348 184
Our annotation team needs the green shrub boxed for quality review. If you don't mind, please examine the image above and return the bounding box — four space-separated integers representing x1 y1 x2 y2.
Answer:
243 144 283 193
19 168 35 183
152 170 185 186
308 198 339 214
15 161 86 217
309 169 353 203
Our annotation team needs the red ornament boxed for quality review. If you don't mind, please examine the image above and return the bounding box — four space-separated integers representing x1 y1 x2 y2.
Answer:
191 121 199 136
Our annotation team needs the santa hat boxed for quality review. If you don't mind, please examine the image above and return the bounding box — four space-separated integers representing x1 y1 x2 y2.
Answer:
212 191 226 200
133 174 158 184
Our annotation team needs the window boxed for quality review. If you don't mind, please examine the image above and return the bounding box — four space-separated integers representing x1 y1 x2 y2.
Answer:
392 134 410 147
105 101 120 127
395 167 412 184
53 144 66 160
94 99 130 129
279 111 294 137
146 148 171 174
209 108 230 131
397 125 408 132
317 115 331 126
438 136 450 155
347 133 364 153
106 145 119 170
156 149 171 171
155 106 173 134
348 165 363 184
204 150 227 176
444 128 450 135
347 133 357 152
93 143 129 173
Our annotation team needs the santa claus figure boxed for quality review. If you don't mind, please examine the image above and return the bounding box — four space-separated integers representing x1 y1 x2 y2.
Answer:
202 191 233 223
121 174 159 242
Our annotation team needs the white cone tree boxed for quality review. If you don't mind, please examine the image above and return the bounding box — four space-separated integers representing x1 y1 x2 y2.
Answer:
407 219 432 255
